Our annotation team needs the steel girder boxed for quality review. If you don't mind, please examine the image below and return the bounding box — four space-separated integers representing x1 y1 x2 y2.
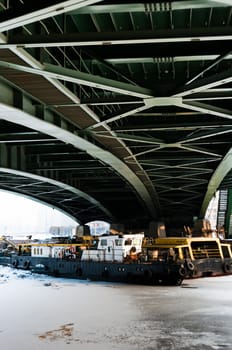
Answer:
0 0 231 231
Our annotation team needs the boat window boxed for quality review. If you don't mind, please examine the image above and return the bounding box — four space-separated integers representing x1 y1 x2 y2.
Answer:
40 248 43 255
115 239 122 246
34 248 36 255
37 248 40 255
125 239 132 245
100 239 107 246
133 238 141 245
191 241 221 259
221 245 231 258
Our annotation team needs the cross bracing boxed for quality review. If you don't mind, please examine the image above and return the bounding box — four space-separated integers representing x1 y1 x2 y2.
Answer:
0 0 231 231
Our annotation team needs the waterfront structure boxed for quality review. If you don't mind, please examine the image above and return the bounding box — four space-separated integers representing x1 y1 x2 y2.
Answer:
0 2 231 234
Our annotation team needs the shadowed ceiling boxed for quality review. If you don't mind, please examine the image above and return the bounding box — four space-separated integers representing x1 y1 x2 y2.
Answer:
0 0 231 232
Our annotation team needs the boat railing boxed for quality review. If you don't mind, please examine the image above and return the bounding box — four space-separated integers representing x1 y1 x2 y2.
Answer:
192 248 221 259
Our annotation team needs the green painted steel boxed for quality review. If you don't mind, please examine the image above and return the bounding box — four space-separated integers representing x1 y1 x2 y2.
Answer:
0 1 231 230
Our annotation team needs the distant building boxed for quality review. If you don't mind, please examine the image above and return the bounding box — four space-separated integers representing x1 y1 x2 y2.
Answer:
87 221 110 236
49 221 110 237
49 226 76 237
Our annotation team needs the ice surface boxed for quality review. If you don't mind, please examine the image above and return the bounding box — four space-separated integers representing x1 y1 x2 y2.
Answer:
0 266 232 350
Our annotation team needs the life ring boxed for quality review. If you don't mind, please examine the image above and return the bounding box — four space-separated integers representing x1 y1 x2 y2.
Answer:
179 266 187 277
223 262 232 274
186 260 195 271
12 260 18 268
24 260 30 269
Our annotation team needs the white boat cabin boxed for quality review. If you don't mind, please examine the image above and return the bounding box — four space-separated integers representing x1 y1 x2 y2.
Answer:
31 244 77 258
29 233 144 262
31 245 54 258
81 233 144 262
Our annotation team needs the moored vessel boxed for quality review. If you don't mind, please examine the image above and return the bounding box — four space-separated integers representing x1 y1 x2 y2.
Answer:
142 236 232 278
0 233 187 286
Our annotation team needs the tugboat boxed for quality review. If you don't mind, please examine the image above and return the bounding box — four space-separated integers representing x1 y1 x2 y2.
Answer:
0 232 187 286
142 236 232 278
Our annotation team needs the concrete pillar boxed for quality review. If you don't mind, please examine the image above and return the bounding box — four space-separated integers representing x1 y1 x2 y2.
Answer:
148 221 166 238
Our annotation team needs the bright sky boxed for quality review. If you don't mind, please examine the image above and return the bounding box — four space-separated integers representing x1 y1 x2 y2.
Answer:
0 190 78 236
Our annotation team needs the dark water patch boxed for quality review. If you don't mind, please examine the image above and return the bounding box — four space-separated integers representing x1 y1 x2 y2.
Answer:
181 285 198 289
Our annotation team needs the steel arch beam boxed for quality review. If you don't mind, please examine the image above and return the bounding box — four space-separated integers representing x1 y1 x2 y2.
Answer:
174 99 232 216
0 103 157 218
200 148 232 217
0 167 114 222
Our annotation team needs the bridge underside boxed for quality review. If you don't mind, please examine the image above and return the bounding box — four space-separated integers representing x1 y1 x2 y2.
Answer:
0 0 232 232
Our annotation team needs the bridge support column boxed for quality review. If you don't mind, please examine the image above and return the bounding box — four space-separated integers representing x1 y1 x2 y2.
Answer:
110 223 125 234
148 221 166 238
0 144 8 167
225 189 232 239
0 144 26 171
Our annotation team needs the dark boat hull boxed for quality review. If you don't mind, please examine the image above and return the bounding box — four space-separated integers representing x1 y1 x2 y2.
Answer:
188 258 232 278
0 255 185 286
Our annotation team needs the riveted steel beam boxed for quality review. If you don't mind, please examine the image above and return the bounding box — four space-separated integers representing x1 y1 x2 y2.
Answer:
105 55 232 65
4 27 232 48
185 50 232 86
88 97 182 129
0 167 113 221
0 60 153 99
72 1 231 14
175 67 232 97
0 0 104 33
176 101 232 120
0 102 158 218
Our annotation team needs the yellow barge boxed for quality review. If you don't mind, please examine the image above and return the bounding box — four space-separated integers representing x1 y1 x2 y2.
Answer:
142 236 232 278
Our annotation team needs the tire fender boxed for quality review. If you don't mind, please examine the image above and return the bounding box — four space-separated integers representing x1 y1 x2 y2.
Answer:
186 260 195 271
179 266 187 277
223 262 232 274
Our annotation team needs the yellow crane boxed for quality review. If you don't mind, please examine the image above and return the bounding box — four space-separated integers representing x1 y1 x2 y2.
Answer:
0 236 19 251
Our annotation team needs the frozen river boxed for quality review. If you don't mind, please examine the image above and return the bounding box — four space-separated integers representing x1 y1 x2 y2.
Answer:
0 266 232 350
